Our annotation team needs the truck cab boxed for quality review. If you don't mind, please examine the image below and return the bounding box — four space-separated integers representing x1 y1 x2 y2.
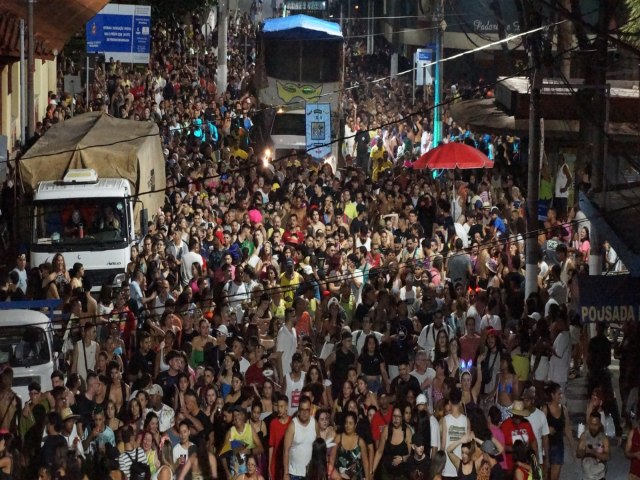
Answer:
30 169 134 289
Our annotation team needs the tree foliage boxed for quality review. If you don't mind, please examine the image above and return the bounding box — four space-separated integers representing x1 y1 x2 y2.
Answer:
620 0 640 47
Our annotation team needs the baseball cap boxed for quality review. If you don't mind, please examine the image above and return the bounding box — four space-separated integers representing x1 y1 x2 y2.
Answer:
528 312 541 322
416 394 427 406
487 328 501 338
413 433 426 447
217 324 229 337
327 297 340 308
146 384 163 397
481 440 500 456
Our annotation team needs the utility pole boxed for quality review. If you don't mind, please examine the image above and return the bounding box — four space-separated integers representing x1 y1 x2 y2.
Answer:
524 1 543 298
216 0 229 99
432 0 444 147
27 0 36 139
20 19 27 144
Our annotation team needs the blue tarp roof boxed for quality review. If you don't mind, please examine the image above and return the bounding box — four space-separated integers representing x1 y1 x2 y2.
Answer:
262 14 343 40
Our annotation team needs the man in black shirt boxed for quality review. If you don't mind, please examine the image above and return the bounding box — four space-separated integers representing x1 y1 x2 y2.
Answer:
156 350 183 406
40 411 67 469
405 433 430 480
73 371 98 428
128 331 155 378
354 123 371 172
180 389 213 444
587 321 612 392
326 331 356 398
389 360 421 403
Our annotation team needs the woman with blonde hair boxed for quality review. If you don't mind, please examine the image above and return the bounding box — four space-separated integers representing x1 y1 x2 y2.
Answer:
48 253 70 299
153 438 175 480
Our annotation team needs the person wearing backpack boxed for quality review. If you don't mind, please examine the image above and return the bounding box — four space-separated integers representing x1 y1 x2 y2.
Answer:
119 425 150 480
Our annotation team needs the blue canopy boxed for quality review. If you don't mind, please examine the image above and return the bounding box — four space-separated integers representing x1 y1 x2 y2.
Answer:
262 14 343 40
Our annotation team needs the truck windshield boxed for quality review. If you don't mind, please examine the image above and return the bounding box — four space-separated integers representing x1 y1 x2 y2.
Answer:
271 113 306 136
0 326 51 368
33 198 128 248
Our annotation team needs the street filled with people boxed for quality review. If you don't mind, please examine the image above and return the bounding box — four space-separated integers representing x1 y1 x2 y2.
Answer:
0 7 636 480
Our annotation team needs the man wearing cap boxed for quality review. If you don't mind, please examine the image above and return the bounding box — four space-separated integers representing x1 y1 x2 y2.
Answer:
206 324 231 377
145 384 175 434
405 432 431 479
499 400 538 474
416 393 440 458
60 407 84 458
477 436 505 479
523 386 549 473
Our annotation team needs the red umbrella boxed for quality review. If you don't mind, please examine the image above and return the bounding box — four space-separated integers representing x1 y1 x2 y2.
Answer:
413 142 494 170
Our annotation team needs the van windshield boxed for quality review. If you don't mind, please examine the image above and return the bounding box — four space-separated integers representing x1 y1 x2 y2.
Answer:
0 326 51 368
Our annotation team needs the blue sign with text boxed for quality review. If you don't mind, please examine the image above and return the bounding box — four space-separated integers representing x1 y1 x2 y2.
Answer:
86 4 151 64
306 103 331 160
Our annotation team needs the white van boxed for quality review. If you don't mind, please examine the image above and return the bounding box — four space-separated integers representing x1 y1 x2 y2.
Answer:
0 310 57 403
266 109 307 161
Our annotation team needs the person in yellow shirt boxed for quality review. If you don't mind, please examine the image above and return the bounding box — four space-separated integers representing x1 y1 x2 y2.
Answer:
369 136 385 167
230 140 248 160
372 151 393 182
279 259 302 308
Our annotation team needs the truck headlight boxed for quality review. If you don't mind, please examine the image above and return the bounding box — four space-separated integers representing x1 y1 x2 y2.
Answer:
262 148 271 167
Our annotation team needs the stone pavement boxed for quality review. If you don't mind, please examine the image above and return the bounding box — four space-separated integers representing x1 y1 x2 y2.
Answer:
561 360 629 479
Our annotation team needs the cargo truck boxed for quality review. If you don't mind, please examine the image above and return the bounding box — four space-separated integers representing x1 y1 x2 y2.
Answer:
19 112 166 289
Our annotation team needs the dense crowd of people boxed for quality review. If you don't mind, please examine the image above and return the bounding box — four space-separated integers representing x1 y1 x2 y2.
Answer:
0 6 636 480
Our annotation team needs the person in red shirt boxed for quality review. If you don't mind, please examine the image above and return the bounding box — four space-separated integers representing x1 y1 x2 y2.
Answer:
460 316 482 362
500 400 538 473
282 214 305 245
369 391 393 443
269 394 291 480
245 344 268 389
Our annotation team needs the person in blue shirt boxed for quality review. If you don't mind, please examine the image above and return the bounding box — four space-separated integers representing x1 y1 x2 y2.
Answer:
490 207 507 239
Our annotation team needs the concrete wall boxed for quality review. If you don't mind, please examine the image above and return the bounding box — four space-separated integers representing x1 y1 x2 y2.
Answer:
0 57 57 153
